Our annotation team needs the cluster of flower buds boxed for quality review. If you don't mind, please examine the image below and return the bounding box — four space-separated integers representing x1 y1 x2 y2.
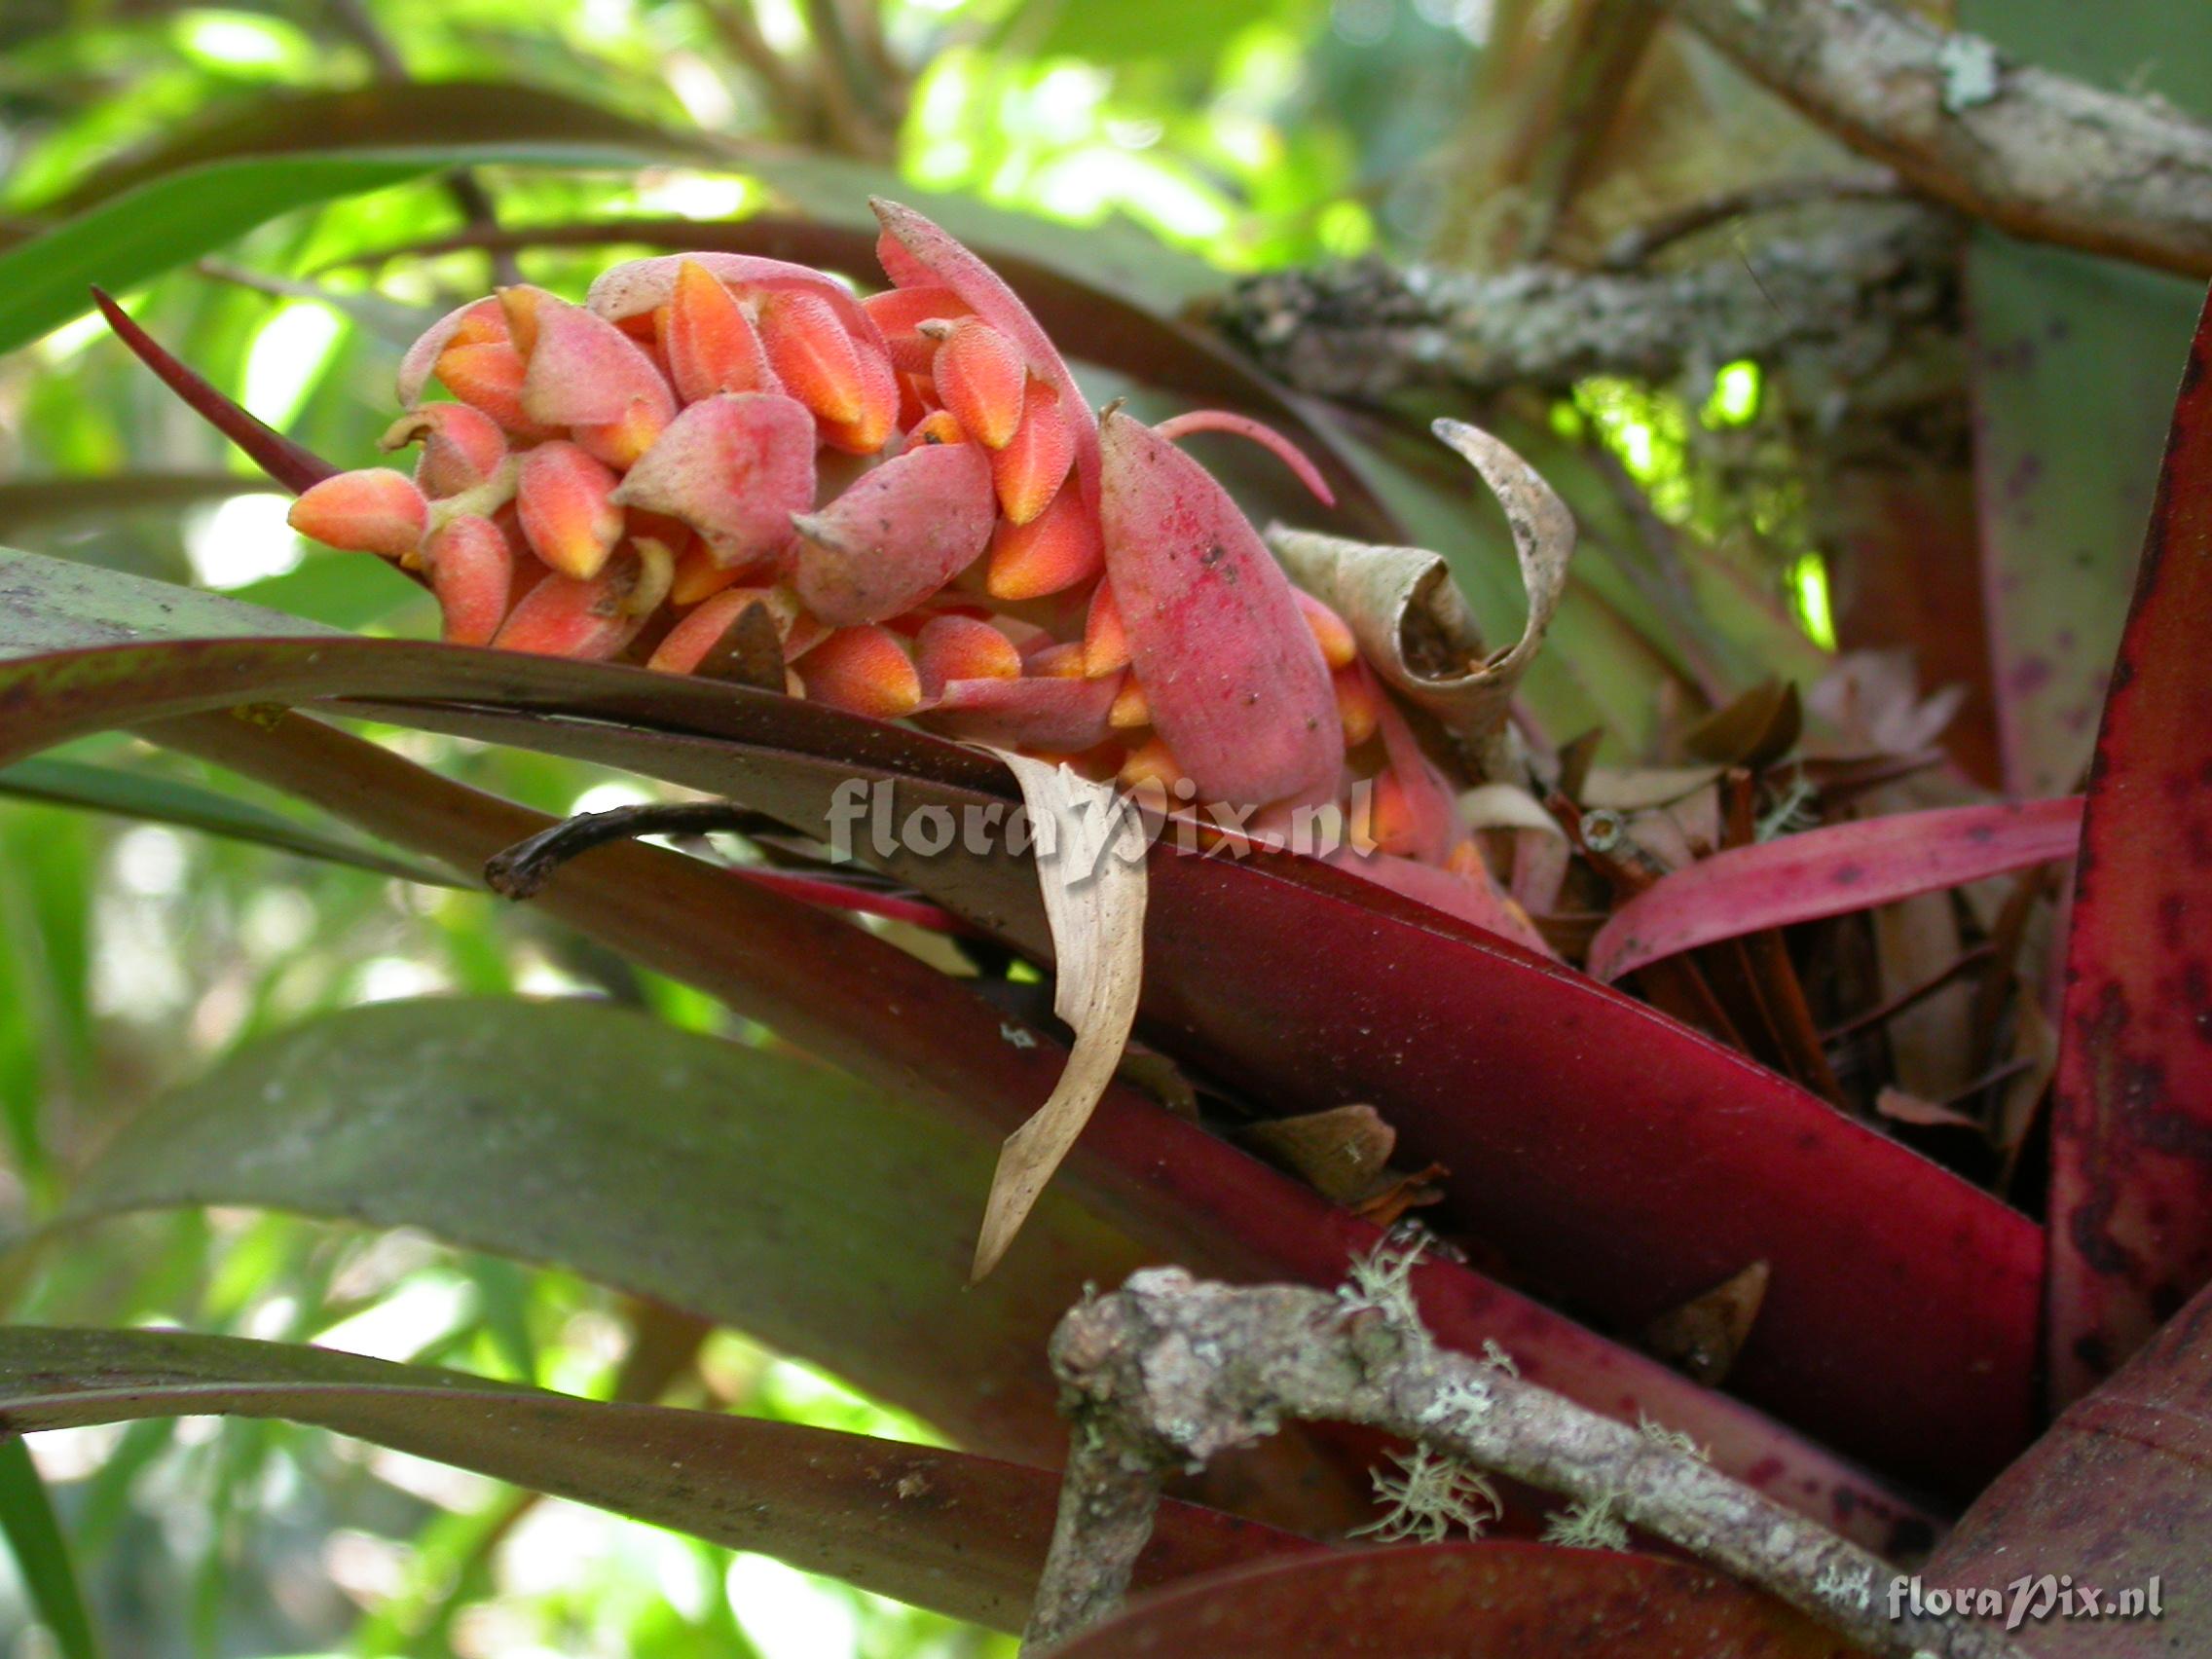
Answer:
289 201 1479 880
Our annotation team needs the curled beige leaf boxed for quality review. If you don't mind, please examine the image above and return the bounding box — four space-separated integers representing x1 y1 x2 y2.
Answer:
972 755 1149 1281
1268 419 1574 778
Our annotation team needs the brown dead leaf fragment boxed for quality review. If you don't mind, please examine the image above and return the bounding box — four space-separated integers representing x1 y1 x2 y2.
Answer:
1643 1261 1771 1387
972 756 1149 1282
1268 419 1574 777
691 598 788 691
1234 1103 1449 1226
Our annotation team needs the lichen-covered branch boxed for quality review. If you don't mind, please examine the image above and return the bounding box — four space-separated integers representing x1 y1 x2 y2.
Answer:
1662 0 2212 280
1025 1266 2027 1658
1208 213 1955 403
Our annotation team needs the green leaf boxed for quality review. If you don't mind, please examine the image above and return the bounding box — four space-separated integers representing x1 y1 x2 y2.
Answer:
0 756 459 886
0 142 695 355
0 1438 100 1659
1960 0 2212 796
0 1323 1304 1632
53 996 1158 1468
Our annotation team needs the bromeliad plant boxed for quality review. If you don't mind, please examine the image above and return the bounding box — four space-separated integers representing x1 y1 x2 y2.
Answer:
3 200 2209 1655
277 200 1531 944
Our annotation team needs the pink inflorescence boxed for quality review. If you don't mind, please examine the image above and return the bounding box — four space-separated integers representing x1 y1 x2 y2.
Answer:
289 200 1471 869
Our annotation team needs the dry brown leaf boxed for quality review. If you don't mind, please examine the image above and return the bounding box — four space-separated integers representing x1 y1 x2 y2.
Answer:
1268 420 1574 778
1235 1104 1398 1204
1642 1260 1771 1387
1873 1087 1985 1131
972 755 1149 1281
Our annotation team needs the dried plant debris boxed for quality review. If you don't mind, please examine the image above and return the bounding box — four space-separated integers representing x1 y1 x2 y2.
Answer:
1268 419 1574 778
1641 1260 1771 1387
972 756 1149 1281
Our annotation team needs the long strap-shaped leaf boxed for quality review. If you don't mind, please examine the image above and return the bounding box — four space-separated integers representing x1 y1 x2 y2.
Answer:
0 1325 1307 1633
0 546 2029 1507
2047 286 2212 1405
1046 1540 1856 1658
137 704 1932 1550
1585 798 2085 982
1926 1272 2212 1653
326 690 2042 1503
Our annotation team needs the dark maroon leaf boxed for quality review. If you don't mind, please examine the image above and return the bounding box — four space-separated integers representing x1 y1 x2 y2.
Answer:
0 545 2021 1511
0 1325 1309 1632
1926 1273 2212 1653
1045 1542 1861 1657
2047 286 2212 1405
149 703 1930 1550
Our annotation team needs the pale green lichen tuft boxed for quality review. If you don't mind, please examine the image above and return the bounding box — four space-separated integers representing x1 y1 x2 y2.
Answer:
1351 1446 1499 1544
1542 1492 1631 1552
1637 1412 1709 1461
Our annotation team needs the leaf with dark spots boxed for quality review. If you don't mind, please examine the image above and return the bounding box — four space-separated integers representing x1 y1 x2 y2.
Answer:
2047 286 2212 1407
1045 1541 1859 1658
1926 1271 2212 1653
0 1324 1309 1633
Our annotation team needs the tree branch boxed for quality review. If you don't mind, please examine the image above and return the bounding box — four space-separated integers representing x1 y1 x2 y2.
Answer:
1208 211 1956 402
1659 0 2212 280
1027 1264 2028 1657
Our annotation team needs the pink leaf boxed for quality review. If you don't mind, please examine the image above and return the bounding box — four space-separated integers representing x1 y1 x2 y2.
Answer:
1586 798 2084 983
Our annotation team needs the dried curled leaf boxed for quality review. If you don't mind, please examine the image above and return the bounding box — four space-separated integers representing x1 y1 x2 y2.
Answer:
1268 419 1573 777
973 756 1149 1281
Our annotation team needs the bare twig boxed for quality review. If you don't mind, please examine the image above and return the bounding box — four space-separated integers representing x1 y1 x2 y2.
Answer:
1028 1264 2028 1657
1209 211 1956 403
1660 0 2212 280
700 0 819 138
1599 166 1910 269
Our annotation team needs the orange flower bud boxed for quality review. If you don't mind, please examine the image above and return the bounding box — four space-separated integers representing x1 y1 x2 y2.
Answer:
1335 664 1382 747
515 441 624 580
287 468 426 559
661 260 774 404
645 584 800 675
669 540 743 606
1083 580 1130 677
397 296 506 407
906 410 967 447
991 378 1076 525
914 613 1022 694
493 561 649 660
985 484 1101 601
756 289 871 426
380 404 507 498
1025 641 1089 679
928 319 1026 451
796 624 923 719
432 343 559 439
1118 735 1189 794
422 514 513 646
1109 677 1151 731
863 284 968 375
1298 590 1360 670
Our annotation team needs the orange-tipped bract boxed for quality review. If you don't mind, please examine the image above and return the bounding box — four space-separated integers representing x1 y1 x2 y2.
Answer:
515 441 624 580
288 468 427 560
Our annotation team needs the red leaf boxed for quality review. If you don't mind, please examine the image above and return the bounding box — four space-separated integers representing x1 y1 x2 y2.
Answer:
2047 286 2212 1404
1046 1542 1858 1658
1585 798 2085 982
1925 1275 2212 1652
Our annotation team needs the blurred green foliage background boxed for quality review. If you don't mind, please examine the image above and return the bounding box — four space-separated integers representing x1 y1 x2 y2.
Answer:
0 3 1512 1654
